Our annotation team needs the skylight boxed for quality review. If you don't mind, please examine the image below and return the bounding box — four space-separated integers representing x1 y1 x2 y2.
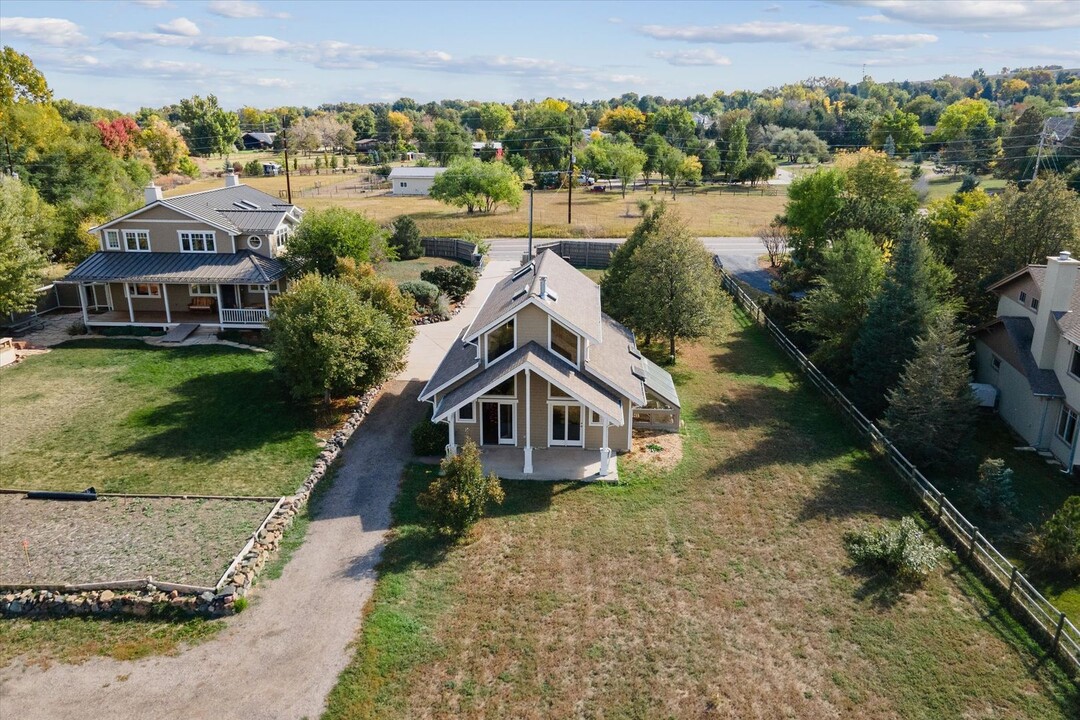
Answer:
512 263 534 281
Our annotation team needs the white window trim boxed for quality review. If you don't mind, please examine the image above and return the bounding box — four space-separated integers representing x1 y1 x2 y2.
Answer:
548 383 572 400
547 401 585 447
1031 297 1040 310
456 402 476 423
1070 345 1080 381
247 281 280 294
990 354 1001 372
104 229 121 250
1019 290 1027 303
482 375 517 399
588 409 603 426
548 316 580 369
484 318 517 367
128 282 160 298
1057 405 1078 446
247 235 263 250
189 284 217 297
123 229 151 252
478 399 517 445
178 230 217 254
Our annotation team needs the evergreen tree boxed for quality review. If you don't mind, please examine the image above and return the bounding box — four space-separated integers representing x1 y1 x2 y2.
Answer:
883 134 896 158
996 106 1044 181
882 309 978 467
724 119 748 181
849 227 945 417
601 203 669 331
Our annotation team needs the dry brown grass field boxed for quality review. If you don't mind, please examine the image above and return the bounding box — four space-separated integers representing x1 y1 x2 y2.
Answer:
323 313 1079 719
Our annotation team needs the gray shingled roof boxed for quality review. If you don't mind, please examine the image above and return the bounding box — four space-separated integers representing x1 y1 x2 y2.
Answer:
466 250 602 344
419 328 479 401
62 251 286 285
997 316 1065 398
642 357 680 408
433 342 624 423
583 313 646 405
163 185 296 234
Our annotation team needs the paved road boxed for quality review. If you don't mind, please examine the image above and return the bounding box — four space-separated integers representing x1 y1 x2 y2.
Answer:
487 236 774 293
0 262 518 720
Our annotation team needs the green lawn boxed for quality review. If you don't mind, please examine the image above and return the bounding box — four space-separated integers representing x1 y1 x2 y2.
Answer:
323 313 1078 719
924 174 1008 202
0 340 321 496
376 256 460 285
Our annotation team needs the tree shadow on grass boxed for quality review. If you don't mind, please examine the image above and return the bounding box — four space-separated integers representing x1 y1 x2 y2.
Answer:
846 564 908 609
711 327 794 383
111 366 312 463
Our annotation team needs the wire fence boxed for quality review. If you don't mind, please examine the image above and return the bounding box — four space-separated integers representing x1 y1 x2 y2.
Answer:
713 258 1079 676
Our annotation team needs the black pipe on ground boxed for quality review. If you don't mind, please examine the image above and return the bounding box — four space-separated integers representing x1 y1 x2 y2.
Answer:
25 487 97 501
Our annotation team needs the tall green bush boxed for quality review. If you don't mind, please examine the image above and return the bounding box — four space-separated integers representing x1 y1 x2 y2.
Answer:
389 215 423 260
844 516 949 588
1031 496 1080 576
975 458 1018 516
417 438 504 538
421 264 477 302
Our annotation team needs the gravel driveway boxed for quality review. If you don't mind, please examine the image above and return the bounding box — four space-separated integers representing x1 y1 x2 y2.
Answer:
0 261 516 720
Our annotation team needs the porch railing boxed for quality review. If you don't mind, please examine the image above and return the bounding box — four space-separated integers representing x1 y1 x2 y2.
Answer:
220 308 269 325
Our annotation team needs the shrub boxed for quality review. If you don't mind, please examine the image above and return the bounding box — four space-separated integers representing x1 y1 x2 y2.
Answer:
66 319 87 336
243 159 262 177
975 458 1018 516
417 438 504 537
844 516 949 587
421 264 477 302
432 294 451 321
411 419 449 456
958 174 981 193
398 280 440 309
233 596 249 613
375 164 392 178
1031 496 1080 576
389 216 423 260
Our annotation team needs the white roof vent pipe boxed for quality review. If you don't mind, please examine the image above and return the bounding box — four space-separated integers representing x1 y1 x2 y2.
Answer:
1060 251 1072 261
538 275 548 299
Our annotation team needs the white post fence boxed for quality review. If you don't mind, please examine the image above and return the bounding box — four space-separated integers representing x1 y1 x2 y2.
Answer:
714 257 1080 675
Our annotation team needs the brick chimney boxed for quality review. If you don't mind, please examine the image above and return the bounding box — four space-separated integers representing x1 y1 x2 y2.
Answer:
144 182 163 205
1032 251 1080 369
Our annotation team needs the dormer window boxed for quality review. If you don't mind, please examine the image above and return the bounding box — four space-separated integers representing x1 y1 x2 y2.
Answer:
105 230 120 250
550 318 578 366
486 319 515 364
1019 291 1027 303
1031 297 1040 310
180 231 216 253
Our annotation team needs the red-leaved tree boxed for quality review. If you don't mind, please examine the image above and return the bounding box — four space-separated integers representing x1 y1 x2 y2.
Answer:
95 117 141 158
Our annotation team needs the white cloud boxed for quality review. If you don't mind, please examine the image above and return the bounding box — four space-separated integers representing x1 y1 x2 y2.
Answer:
103 31 292 54
133 0 169 7
155 17 200 36
836 1 1080 31
812 32 938 51
652 48 733 66
207 1 289 20
858 14 893 22
640 21 849 44
0 16 87 46
762 4 782 12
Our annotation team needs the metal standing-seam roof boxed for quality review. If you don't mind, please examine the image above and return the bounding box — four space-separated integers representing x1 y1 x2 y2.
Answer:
161 185 297 235
641 357 681 408
220 210 290 233
61 251 287 285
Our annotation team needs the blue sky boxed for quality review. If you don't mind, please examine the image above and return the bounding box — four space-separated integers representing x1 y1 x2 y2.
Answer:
2 0 1079 111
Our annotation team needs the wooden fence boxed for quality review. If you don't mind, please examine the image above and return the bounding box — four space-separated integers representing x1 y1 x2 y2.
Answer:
714 258 1080 676
534 240 620 269
422 237 482 265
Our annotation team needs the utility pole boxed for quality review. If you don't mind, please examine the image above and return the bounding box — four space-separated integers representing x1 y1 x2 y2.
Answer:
527 183 535 259
1031 117 1051 182
567 117 574 225
282 117 293 204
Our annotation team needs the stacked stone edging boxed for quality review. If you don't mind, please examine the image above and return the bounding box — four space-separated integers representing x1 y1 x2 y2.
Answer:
1 383 384 620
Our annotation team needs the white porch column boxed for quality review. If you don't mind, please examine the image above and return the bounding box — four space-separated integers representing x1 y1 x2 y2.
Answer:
523 369 534 474
599 419 612 478
447 419 457 457
78 284 89 326
215 283 225 329
124 283 134 323
262 283 270 316
161 284 171 324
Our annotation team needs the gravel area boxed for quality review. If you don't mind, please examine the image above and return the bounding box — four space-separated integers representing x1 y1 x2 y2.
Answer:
0 494 276 587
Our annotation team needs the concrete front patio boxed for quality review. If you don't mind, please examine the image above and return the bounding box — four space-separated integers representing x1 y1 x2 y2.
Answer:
479 446 618 482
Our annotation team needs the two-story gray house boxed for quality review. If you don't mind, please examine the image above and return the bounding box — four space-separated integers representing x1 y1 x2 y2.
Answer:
61 173 301 331
974 251 1080 472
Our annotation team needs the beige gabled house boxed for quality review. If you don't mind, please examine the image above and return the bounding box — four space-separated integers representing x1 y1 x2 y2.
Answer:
419 250 680 480
974 251 1080 472
60 173 301 332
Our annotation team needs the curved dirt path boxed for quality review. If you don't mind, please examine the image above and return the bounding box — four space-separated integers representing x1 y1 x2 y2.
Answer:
0 260 518 720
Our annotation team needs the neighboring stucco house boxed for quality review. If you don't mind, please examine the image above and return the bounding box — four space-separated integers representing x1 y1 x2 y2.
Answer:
388 166 446 195
974 251 1080 472
60 173 301 332
419 250 680 480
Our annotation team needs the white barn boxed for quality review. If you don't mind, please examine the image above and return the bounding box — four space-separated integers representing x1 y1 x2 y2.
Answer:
388 166 446 196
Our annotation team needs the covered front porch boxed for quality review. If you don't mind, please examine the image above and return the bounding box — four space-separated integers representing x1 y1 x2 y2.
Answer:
477 446 618 482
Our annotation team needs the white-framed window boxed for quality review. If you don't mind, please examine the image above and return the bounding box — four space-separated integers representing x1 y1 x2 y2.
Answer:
588 410 603 425
105 229 121 250
457 402 476 423
189 284 217 297
128 283 160 297
247 281 280 293
548 384 571 399
1031 297 1040 310
1057 405 1078 445
179 231 216 253
486 319 515 365
485 376 516 397
399 181 407 188
1019 290 1028 303
1071 346 1080 378
123 230 150 252
247 235 263 250
549 317 579 366
991 355 1001 372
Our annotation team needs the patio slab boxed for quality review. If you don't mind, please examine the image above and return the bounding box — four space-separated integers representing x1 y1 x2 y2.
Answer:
479 446 618 482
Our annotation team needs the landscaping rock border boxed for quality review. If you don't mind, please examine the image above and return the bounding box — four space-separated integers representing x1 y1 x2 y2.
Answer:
1 383 384 620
